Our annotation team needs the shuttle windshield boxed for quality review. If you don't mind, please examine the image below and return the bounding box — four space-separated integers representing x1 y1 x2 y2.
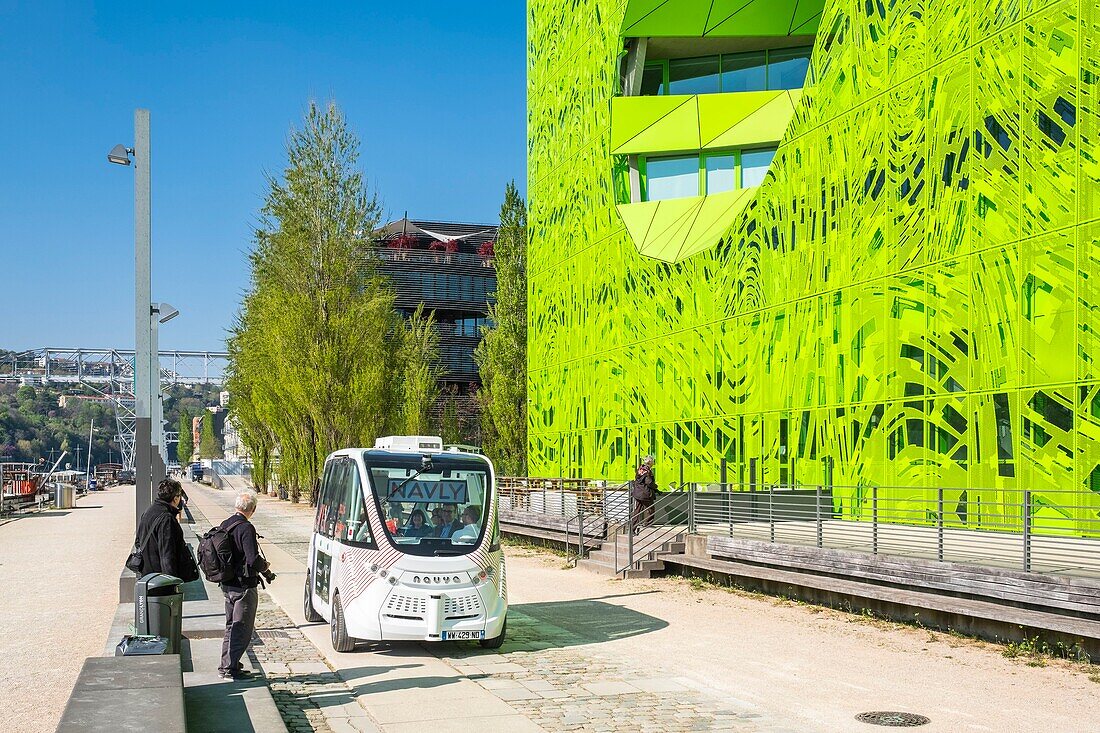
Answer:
363 452 492 556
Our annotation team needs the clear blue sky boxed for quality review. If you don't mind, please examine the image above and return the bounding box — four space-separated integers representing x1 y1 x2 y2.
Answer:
0 1 525 352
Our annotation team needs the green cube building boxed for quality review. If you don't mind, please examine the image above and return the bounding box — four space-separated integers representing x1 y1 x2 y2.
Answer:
527 0 1100 534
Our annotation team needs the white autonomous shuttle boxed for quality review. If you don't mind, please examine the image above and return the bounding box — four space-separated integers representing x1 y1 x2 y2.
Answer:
304 436 508 651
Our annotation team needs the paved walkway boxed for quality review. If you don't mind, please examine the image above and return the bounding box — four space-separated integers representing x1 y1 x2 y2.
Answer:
0 485 134 733
186 481 1100 733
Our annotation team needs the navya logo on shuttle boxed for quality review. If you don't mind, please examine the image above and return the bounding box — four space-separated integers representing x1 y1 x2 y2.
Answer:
387 479 468 504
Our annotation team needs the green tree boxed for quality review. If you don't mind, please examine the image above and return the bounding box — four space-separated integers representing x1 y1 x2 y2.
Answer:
226 101 402 502
199 414 220 459
177 410 194 464
439 395 461 444
398 304 443 435
475 181 528 475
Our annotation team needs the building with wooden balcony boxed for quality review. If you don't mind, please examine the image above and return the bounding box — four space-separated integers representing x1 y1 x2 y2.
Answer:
376 218 498 394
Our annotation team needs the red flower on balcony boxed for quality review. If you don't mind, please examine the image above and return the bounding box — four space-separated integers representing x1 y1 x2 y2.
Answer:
477 240 495 260
429 238 460 253
388 234 416 250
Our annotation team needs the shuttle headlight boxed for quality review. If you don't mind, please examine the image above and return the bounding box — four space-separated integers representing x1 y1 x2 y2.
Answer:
379 569 388 578
388 576 398 585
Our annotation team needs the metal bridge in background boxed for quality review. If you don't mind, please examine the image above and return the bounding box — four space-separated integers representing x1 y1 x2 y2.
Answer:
0 347 229 470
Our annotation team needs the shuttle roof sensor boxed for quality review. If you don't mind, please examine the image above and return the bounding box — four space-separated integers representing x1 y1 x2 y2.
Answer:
374 435 444 453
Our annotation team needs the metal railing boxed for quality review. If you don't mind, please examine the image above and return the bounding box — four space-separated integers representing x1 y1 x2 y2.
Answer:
616 483 690 575
565 486 631 564
497 477 1100 578
497 477 631 563
687 483 1100 578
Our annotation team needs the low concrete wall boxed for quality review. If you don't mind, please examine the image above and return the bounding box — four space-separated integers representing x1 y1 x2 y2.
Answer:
56 656 185 733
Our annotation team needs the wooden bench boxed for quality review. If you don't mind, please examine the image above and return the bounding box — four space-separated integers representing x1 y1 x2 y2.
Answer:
704 535 1100 619
57 655 185 733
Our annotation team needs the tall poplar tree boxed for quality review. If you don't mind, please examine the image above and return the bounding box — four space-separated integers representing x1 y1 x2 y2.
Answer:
199 414 220 459
475 182 527 475
176 410 193 465
398 304 443 435
227 101 402 502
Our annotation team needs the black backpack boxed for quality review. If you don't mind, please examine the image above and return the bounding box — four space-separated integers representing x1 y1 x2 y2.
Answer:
197 518 243 583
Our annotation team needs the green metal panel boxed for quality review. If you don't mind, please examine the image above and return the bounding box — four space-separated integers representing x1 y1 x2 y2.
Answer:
528 0 1100 535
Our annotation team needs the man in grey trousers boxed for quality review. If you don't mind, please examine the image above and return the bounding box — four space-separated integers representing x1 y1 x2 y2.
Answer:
217 490 273 680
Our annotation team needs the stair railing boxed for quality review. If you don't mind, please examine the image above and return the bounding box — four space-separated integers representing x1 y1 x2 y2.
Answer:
564 481 631 566
617 482 692 576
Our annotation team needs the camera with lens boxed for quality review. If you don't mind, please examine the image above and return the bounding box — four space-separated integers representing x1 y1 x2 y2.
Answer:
260 569 277 584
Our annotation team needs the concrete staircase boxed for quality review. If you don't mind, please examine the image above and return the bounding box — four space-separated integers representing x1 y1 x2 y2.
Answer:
577 527 686 578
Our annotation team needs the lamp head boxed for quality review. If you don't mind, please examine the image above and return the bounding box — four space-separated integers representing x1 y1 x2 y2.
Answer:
155 302 180 324
107 144 133 166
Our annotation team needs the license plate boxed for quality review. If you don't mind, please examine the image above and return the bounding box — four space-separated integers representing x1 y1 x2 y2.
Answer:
442 630 484 641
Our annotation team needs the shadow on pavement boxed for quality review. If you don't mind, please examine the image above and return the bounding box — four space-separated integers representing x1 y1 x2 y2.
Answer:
0 511 72 523
509 597 668 645
184 677 268 733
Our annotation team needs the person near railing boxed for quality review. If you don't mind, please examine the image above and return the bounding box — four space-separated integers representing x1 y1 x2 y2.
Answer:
630 455 657 534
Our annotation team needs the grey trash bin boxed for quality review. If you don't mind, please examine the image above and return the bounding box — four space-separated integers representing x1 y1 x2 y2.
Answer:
134 573 183 655
54 484 74 509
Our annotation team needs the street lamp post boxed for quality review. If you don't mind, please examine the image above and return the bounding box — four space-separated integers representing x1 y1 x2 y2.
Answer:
150 302 178 489
85 418 96 489
108 108 154 526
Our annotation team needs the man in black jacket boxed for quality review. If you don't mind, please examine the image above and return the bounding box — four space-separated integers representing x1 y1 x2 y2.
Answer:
134 478 195 579
218 490 272 680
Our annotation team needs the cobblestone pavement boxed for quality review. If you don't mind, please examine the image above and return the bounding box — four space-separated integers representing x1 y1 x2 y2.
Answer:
250 593 379 733
435 611 766 732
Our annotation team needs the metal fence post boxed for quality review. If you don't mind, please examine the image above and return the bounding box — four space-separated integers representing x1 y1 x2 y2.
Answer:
1023 489 1032 572
768 486 775 543
872 485 879 555
937 486 944 562
627 493 635 576
727 485 734 537
577 503 585 560
815 485 823 548
688 483 696 534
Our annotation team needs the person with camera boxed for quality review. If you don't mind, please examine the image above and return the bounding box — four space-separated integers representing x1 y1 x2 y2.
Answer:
216 490 275 680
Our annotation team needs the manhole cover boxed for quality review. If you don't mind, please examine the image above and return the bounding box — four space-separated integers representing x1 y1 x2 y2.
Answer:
856 712 931 727
255 630 290 640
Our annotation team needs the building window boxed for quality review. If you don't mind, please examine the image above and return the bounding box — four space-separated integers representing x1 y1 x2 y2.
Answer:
640 62 666 95
741 148 776 188
720 51 767 93
637 47 812 96
767 47 812 90
668 56 720 95
704 153 737 194
639 147 777 202
643 155 700 200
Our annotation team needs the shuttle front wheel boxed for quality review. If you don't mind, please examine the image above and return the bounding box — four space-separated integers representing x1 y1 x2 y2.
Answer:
479 617 506 649
331 592 357 653
303 574 323 623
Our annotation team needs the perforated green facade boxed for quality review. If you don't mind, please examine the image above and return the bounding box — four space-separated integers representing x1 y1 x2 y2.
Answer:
528 0 1100 533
